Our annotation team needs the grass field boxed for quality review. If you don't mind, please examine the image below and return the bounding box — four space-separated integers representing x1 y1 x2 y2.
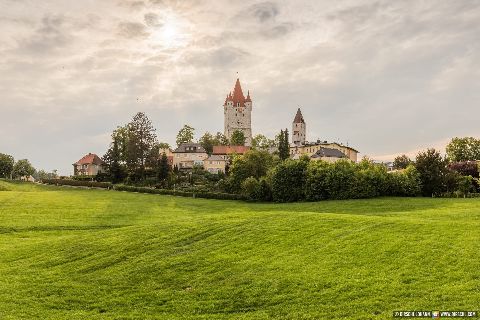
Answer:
0 180 479 319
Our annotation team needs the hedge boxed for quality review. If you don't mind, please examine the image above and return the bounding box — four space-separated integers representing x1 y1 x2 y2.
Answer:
113 185 245 200
42 179 112 189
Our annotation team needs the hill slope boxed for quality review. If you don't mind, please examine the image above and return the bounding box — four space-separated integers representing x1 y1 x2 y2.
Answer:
0 181 479 319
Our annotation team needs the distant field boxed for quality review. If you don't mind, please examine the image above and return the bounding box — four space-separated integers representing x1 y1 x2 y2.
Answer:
0 180 479 319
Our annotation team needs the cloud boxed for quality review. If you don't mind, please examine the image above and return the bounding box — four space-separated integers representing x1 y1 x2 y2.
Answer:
17 15 70 54
250 2 279 23
117 21 149 38
1 0 480 174
144 12 161 27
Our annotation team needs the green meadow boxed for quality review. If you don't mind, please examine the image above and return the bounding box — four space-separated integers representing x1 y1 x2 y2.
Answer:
0 180 479 319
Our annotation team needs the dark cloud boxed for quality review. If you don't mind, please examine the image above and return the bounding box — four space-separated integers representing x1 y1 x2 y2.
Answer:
117 21 148 38
144 12 161 27
250 2 279 23
262 22 294 38
18 15 70 54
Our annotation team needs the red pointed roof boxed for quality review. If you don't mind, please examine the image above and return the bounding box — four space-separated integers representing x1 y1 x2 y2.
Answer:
293 108 305 124
224 78 250 107
75 153 104 165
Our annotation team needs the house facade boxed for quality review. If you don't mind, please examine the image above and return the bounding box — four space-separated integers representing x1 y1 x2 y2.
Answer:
291 142 358 162
173 143 208 169
288 108 359 162
73 153 105 176
212 145 250 160
203 155 227 174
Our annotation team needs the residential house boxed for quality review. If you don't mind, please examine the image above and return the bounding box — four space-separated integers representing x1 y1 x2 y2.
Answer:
173 143 208 169
204 155 227 174
212 145 250 161
290 141 359 162
73 153 105 176
309 147 348 163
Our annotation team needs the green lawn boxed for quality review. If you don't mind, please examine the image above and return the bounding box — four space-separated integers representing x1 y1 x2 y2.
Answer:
0 180 479 319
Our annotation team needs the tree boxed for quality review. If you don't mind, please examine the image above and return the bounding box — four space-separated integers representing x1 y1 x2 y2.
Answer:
393 154 413 169
214 132 229 146
252 134 275 150
230 130 246 146
103 137 126 183
126 112 158 179
415 148 448 196
271 159 308 202
278 129 290 160
199 132 215 155
157 152 170 183
176 125 195 147
0 153 14 178
34 169 58 181
446 137 480 162
228 150 277 192
158 142 170 150
12 159 35 179
447 161 479 178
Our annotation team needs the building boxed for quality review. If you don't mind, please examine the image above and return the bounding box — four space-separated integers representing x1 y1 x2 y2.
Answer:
223 78 253 146
212 145 250 160
288 108 359 162
310 147 348 163
291 141 359 162
172 143 208 169
73 153 105 176
203 155 227 174
292 108 306 146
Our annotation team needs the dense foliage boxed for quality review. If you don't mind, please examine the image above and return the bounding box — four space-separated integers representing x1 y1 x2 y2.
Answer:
393 154 413 169
446 137 480 162
0 153 15 178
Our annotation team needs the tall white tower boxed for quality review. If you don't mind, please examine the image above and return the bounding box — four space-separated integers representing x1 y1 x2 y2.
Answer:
292 108 306 146
223 78 252 146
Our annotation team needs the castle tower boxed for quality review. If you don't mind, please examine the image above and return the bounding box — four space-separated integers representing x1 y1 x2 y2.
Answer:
223 78 252 146
292 108 306 146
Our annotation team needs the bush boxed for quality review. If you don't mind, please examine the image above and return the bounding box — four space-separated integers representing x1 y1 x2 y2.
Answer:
305 161 330 201
271 159 308 202
42 179 112 189
113 184 244 201
387 165 421 197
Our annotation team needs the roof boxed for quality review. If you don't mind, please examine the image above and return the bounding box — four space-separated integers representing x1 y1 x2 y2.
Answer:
173 143 207 153
299 141 359 153
293 108 305 124
311 147 347 159
224 78 251 107
75 153 103 165
212 145 250 155
205 155 227 161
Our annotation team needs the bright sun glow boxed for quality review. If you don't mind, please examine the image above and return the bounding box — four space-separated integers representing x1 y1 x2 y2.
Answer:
150 12 189 49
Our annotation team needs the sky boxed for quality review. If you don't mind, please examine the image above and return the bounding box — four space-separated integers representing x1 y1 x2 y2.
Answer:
1 0 479 175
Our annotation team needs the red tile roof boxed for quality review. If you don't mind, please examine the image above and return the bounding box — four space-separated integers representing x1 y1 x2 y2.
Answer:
75 153 103 165
212 145 250 155
293 108 305 124
224 78 251 107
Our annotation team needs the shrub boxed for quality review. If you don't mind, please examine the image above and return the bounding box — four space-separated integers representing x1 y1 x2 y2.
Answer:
387 165 421 197
42 179 112 189
271 159 308 202
305 161 330 201
113 184 244 201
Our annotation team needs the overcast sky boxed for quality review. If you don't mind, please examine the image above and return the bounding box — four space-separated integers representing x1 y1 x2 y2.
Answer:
1 0 479 175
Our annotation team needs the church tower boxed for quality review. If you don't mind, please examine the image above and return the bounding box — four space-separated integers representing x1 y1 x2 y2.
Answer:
223 78 252 146
292 108 306 146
